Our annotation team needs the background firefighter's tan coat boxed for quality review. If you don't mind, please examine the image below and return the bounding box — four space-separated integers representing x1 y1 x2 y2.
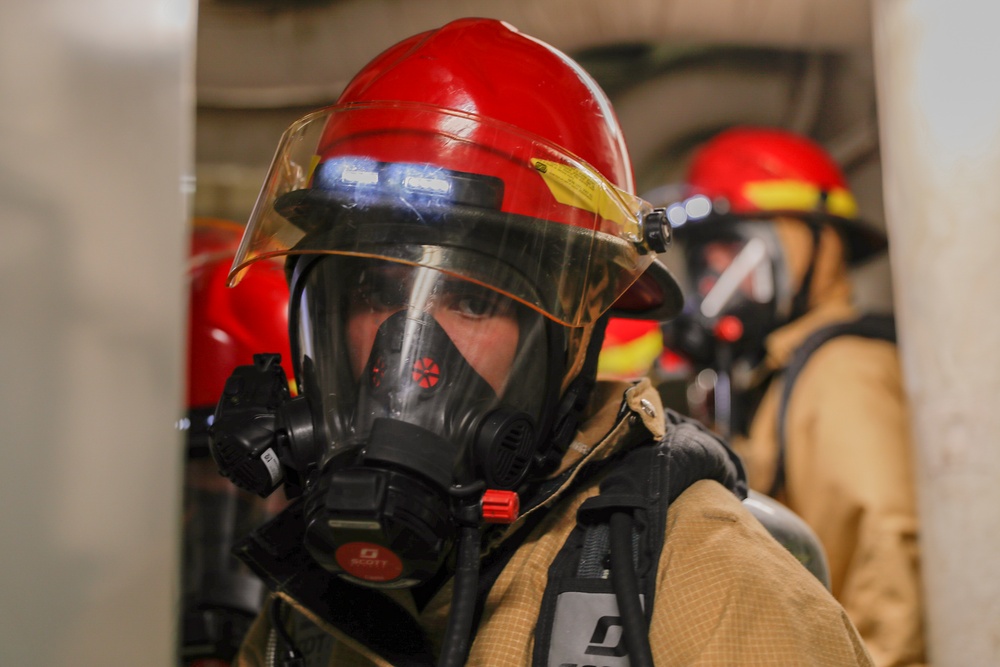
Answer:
732 219 925 667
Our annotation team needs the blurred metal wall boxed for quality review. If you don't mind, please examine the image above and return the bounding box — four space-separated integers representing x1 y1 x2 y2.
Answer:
873 2 1000 663
0 0 195 665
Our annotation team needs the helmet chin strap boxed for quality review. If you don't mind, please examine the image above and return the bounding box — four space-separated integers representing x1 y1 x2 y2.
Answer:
536 313 609 474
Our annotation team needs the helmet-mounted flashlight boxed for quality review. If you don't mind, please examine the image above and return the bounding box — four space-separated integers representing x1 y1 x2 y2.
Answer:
641 207 673 253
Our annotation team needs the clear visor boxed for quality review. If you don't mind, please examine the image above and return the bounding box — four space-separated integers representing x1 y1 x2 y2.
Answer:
231 102 661 327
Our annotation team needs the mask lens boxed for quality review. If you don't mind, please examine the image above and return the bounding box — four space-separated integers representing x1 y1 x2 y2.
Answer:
296 256 550 470
663 221 788 368
293 256 552 586
692 237 773 318
344 263 522 395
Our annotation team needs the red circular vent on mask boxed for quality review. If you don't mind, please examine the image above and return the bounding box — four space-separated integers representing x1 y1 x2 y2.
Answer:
412 357 441 388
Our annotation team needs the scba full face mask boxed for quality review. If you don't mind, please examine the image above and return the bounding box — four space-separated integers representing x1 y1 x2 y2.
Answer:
211 256 560 591
290 255 554 587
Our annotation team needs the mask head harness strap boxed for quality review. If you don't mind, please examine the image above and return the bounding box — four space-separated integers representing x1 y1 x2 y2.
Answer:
536 312 610 475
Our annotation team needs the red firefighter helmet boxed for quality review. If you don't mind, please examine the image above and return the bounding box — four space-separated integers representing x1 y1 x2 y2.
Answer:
188 218 293 410
229 18 681 327
676 126 886 263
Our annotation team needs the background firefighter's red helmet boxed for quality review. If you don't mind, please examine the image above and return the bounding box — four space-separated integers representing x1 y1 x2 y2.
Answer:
188 218 294 409
678 126 886 263
182 218 293 665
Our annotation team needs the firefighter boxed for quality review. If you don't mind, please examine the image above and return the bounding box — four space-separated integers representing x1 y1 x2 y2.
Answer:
182 218 294 665
662 126 925 666
208 20 874 666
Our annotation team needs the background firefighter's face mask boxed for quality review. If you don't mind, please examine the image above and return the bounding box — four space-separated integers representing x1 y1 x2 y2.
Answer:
663 221 791 367
293 257 551 586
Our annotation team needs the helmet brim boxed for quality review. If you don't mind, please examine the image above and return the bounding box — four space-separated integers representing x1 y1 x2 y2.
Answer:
826 214 888 265
272 188 679 327
608 259 684 322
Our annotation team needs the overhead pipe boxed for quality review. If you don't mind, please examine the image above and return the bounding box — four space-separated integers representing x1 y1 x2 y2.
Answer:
611 54 822 191
196 0 872 108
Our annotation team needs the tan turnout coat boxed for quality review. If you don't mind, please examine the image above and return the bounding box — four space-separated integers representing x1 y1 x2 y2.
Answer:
237 379 872 667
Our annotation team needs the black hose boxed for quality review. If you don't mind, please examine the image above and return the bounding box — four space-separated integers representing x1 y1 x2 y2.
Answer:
267 596 303 667
436 524 482 667
609 511 655 667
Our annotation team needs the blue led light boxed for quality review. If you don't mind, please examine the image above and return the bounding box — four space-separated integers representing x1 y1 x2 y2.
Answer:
385 163 454 198
342 168 379 186
315 157 381 190
403 174 452 195
666 202 689 227
308 156 499 209
684 195 713 220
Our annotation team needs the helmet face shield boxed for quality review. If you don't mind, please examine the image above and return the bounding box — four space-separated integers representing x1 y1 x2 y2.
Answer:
294 256 552 482
231 102 665 327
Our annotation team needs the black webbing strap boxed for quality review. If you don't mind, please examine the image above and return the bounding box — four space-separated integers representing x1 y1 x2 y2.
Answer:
768 314 896 497
532 409 747 666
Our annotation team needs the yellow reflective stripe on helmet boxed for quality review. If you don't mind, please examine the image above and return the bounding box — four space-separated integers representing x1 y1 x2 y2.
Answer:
531 158 641 238
306 154 322 183
742 180 858 219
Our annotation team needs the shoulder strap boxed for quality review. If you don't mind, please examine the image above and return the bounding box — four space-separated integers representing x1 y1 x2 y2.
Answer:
768 314 896 497
533 409 746 666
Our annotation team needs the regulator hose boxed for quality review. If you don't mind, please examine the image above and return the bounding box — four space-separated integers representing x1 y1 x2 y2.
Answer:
436 523 482 667
267 596 304 667
609 511 654 667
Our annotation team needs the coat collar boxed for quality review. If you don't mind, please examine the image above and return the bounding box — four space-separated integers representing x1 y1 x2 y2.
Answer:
757 300 858 375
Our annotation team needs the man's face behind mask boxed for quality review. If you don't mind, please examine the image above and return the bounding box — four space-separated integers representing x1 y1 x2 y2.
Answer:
294 256 552 471
345 262 521 396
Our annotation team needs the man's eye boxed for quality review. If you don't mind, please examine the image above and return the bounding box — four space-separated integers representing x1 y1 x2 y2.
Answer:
377 286 411 309
449 287 512 319
456 295 495 317
353 280 407 310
